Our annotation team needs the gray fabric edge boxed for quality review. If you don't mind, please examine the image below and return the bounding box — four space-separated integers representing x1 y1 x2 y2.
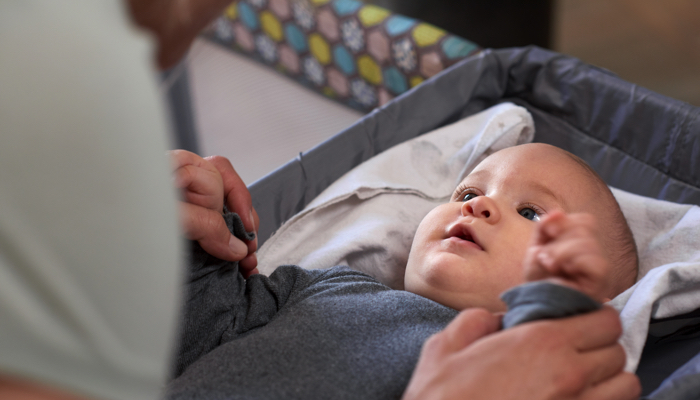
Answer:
501 281 601 329
525 104 700 205
644 351 700 400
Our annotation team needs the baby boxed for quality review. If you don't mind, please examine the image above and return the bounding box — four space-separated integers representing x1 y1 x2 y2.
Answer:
174 142 639 314
167 143 640 399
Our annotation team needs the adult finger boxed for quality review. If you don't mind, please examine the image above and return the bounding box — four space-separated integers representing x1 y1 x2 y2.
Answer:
207 155 259 258
240 264 259 279
580 372 641 400
252 206 260 237
174 164 224 210
170 149 216 173
206 156 255 231
403 309 500 400
169 149 197 169
173 163 216 192
429 308 500 355
576 342 627 387
239 253 258 275
171 150 224 206
243 206 260 257
180 202 248 261
558 306 622 351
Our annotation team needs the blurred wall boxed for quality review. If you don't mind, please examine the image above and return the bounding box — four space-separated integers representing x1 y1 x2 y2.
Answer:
555 0 700 106
368 0 699 106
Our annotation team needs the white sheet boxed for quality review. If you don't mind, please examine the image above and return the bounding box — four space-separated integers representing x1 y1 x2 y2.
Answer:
258 102 700 373
608 189 700 371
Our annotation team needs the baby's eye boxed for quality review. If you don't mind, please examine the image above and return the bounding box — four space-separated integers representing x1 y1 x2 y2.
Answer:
460 193 478 202
519 208 541 221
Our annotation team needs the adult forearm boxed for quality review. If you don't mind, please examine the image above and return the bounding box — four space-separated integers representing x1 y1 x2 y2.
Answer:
0 375 92 400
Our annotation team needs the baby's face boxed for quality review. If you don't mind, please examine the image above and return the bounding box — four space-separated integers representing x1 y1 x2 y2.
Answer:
404 144 602 312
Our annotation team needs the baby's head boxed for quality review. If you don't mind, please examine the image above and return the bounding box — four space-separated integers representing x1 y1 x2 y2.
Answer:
404 143 638 311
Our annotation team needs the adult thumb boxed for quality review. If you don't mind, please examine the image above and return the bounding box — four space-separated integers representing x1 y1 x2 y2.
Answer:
181 202 248 261
440 308 500 353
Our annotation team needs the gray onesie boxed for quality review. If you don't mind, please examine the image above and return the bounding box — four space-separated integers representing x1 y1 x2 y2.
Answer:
167 213 600 399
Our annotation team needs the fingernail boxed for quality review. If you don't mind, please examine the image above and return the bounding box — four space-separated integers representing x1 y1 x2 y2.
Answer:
229 235 247 256
249 210 258 248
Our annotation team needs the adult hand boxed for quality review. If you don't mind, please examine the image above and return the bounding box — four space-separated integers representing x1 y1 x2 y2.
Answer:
171 150 259 276
127 0 233 69
207 154 260 275
403 307 640 400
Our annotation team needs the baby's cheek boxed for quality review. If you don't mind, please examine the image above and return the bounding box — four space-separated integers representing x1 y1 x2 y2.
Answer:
499 251 530 288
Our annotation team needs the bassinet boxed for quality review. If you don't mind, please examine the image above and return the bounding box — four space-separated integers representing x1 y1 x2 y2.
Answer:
166 1 700 397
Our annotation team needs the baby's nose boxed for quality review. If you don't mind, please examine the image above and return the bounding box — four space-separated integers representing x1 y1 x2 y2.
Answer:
461 196 500 223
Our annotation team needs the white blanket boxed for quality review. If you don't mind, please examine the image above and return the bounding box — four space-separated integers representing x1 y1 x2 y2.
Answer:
258 103 700 372
608 189 700 371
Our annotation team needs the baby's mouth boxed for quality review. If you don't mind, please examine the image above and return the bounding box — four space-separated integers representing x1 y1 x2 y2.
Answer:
447 224 484 251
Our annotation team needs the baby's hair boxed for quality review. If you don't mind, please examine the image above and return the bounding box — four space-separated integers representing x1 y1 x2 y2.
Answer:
563 152 639 296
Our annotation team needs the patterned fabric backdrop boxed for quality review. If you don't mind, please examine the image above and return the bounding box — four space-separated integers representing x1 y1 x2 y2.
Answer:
203 0 480 112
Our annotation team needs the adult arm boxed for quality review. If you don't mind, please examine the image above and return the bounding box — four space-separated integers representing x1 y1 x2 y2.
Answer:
403 307 641 400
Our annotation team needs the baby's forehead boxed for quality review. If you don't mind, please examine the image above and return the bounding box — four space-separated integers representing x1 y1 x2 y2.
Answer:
464 146 585 181
458 145 605 208
506 144 595 173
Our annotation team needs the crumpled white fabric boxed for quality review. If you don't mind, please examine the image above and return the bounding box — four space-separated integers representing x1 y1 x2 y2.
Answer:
608 189 700 372
258 102 700 373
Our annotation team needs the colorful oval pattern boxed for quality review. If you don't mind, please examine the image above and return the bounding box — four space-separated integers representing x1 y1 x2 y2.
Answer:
204 0 480 112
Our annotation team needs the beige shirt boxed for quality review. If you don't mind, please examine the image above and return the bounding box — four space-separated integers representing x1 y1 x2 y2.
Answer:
0 1 182 398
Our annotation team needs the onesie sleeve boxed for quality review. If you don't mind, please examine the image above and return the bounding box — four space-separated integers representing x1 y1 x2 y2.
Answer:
172 212 327 378
500 281 602 329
